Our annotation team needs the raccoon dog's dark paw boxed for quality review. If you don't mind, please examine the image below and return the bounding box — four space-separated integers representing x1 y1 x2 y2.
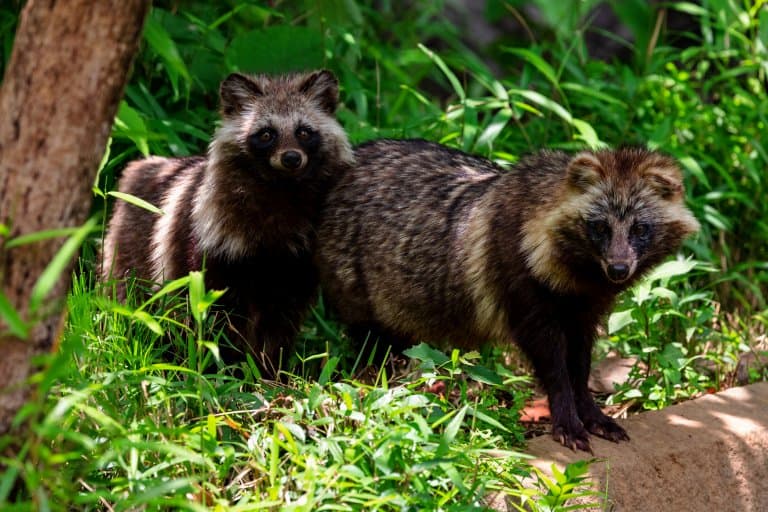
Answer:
552 423 593 453
584 414 630 443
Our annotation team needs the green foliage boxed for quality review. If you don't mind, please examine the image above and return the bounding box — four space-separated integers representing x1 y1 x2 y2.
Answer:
605 260 722 409
528 460 601 511
403 343 531 446
2 273 597 510
0 220 101 340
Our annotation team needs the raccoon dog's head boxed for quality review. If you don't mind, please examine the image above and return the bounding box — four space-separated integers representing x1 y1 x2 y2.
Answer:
212 70 353 181
558 147 700 287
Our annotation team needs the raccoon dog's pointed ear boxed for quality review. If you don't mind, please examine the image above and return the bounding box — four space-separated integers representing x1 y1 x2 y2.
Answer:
219 73 263 117
298 70 339 114
643 160 684 199
566 152 604 192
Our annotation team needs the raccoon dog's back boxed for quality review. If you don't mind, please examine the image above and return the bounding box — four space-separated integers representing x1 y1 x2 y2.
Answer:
316 138 699 451
318 139 511 344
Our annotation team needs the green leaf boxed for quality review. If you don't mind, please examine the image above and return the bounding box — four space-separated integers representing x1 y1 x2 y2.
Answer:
403 343 451 366
669 2 709 16
29 217 98 314
199 341 220 361
502 47 559 88
318 356 340 386
678 156 710 189
608 309 636 335
139 275 191 311
419 44 466 102
650 286 678 303
227 26 324 74
113 102 150 156
561 82 627 107
644 259 698 282
6 225 99 249
188 271 205 325
510 89 572 123
551 463 567 486
0 291 29 338
143 12 191 99
108 191 163 215
462 103 478 151
443 405 468 445
467 407 510 432
571 118 602 148
93 137 112 192
308 384 324 411
463 364 503 386
760 8 768 51
475 107 512 150
132 310 164 336
206 413 217 440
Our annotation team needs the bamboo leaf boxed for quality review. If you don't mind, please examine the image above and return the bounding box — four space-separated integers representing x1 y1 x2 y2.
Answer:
510 89 572 122
6 225 99 249
108 191 163 215
502 47 559 89
29 217 99 314
419 44 466 102
0 292 29 339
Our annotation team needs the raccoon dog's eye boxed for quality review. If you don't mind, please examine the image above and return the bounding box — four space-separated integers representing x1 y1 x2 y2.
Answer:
249 128 277 150
295 125 320 150
630 222 651 238
586 219 610 242
296 126 313 140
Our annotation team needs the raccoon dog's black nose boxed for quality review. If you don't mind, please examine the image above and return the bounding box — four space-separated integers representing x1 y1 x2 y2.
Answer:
281 151 303 169
607 263 630 282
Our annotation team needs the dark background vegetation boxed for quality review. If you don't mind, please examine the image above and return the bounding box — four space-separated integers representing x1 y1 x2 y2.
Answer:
1 0 767 509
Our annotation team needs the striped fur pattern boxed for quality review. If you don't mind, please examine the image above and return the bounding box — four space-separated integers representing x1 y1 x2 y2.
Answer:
102 70 353 371
316 139 699 450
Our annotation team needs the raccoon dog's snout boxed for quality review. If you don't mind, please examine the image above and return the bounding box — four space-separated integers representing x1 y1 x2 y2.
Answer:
605 262 631 282
281 150 303 169
271 149 307 171
602 256 638 284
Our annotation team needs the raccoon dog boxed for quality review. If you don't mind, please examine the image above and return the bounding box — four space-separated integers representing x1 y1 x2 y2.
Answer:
102 70 353 371
316 139 699 450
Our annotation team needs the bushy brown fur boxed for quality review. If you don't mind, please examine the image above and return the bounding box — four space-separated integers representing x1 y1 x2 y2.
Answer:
316 139 699 450
102 70 353 371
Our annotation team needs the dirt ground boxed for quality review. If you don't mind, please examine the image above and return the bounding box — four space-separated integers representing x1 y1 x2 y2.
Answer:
506 382 768 511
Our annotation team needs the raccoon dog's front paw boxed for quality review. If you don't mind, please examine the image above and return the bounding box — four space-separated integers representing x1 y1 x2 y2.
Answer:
551 423 593 453
583 414 630 443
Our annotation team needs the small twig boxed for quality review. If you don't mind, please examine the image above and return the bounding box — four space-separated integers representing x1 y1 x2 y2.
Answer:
78 479 115 512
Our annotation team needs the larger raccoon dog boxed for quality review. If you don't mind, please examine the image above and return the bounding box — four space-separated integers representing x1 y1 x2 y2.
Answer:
316 139 699 451
102 70 353 371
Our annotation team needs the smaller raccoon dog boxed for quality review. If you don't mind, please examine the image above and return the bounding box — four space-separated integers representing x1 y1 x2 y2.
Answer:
316 140 699 451
102 70 353 372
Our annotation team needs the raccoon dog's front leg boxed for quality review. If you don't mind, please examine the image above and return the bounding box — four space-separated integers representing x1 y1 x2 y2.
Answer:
567 330 629 443
515 322 592 452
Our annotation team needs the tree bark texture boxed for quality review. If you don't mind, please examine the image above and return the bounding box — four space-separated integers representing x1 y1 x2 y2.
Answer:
0 0 150 435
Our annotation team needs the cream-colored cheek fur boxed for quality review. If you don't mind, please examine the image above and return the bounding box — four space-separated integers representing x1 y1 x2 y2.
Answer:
521 185 603 293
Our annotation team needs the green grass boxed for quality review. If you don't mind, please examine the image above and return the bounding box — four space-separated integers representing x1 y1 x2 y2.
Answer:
3 269 597 510
2 0 768 509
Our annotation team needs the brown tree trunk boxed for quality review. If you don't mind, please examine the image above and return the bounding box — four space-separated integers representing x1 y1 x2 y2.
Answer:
0 0 150 435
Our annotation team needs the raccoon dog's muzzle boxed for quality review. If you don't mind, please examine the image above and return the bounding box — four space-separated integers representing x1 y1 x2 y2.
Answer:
601 259 637 284
270 149 308 172
603 262 634 284
600 229 639 284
